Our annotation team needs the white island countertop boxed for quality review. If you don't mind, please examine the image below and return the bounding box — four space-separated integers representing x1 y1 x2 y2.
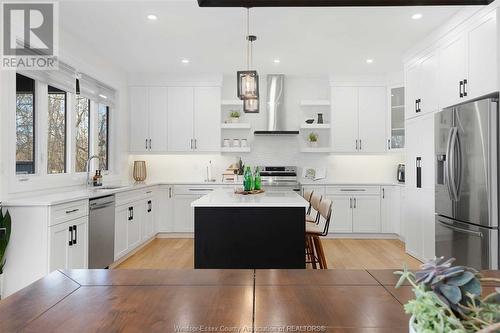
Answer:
191 189 309 208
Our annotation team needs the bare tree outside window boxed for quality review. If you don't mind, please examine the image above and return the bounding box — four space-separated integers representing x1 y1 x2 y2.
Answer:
47 86 66 174
75 96 90 172
97 104 109 171
16 74 35 174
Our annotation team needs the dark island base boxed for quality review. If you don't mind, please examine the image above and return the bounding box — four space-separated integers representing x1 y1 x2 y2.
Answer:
194 207 306 269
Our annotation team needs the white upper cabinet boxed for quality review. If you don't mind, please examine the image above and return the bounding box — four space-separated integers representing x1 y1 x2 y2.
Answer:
130 84 221 153
439 35 468 108
331 86 386 153
406 51 439 119
168 87 195 152
130 87 149 152
439 10 497 109
358 87 386 153
331 87 358 152
467 12 498 99
129 86 168 152
148 87 168 152
194 87 221 152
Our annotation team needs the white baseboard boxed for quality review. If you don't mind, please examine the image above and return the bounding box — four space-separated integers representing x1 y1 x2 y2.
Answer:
156 232 194 239
323 233 401 239
109 236 156 268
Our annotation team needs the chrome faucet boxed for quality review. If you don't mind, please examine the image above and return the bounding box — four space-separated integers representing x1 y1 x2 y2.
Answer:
85 155 101 187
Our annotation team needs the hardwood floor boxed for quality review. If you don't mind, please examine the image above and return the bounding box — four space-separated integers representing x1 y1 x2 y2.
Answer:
116 238 422 270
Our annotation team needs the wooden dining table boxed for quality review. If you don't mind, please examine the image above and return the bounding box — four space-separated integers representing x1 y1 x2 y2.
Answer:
1 269 498 333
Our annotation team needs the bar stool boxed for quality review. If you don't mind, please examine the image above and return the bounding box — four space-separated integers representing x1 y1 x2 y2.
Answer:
306 193 322 224
305 198 333 269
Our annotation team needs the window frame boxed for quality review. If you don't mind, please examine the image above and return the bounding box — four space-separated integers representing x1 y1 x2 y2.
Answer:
15 73 37 176
74 95 91 174
97 104 110 171
8 72 118 194
47 85 68 174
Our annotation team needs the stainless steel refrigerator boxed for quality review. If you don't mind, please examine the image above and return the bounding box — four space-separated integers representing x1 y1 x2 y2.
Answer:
435 93 499 270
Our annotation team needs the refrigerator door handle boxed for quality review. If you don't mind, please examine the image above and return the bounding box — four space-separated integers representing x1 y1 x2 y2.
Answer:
449 127 460 201
445 127 455 201
437 219 483 238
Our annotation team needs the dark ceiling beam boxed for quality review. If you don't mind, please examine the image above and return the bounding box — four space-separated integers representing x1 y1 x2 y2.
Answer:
198 0 493 6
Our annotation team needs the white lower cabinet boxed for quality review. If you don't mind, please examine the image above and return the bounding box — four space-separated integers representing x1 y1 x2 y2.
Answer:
114 205 129 260
127 202 143 250
352 196 381 233
381 186 401 234
157 186 173 232
142 196 155 241
326 186 381 234
49 216 88 271
173 195 197 232
329 196 353 233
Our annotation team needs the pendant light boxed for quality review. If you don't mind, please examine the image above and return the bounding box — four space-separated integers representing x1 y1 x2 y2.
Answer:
237 8 259 113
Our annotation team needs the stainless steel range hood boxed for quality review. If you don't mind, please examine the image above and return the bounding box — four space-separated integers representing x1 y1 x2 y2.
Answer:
254 74 299 135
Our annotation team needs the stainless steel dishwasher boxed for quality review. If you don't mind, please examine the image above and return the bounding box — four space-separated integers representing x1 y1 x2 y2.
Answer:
89 195 115 268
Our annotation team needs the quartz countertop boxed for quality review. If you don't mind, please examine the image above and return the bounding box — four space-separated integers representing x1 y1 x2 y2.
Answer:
298 178 405 186
191 188 309 208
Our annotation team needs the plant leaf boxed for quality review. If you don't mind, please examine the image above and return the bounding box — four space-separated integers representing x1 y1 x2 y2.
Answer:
439 284 462 304
461 278 481 298
447 271 475 287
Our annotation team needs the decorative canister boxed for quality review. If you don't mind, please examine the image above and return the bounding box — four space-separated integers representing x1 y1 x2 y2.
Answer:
232 139 240 147
241 139 248 147
223 139 231 147
133 161 147 182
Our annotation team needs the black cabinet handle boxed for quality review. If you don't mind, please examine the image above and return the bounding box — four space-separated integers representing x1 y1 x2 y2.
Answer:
128 207 133 221
382 188 385 199
415 99 418 113
131 207 134 220
147 200 152 213
459 81 464 98
463 79 468 97
73 225 77 245
416 157 422 188
68 226 73 246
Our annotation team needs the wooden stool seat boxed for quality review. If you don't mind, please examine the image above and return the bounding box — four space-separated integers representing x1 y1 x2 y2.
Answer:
305 199 333 270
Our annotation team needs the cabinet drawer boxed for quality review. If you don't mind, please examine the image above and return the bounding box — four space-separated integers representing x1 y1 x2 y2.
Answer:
326 186 381 196
50 200 88 226
115 187 155 207
174 185 217 196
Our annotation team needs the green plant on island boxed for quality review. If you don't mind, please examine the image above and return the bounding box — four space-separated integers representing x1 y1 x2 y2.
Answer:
230 111 240 118
308 132 318 142
395 257 500 333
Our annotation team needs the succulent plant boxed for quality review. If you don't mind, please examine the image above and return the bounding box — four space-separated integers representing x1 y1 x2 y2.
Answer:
395 258 500 333
414 257 481 314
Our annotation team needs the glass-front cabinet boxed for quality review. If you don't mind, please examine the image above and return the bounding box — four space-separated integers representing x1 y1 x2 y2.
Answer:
388 86 405 150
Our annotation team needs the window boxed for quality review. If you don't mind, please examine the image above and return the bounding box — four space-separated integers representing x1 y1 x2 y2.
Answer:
16 74 36 175
75 96 90 173
97 104 109 171
47 86 67 174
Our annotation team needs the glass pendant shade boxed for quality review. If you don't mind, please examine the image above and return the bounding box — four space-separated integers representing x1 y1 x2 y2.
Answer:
243 98 259 113
237 70 259 100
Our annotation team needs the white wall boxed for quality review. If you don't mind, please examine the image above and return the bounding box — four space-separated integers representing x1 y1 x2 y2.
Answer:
127 74 404 184
0 29 129 199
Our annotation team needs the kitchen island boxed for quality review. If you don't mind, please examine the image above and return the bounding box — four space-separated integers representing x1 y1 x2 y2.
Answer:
191 189 309 269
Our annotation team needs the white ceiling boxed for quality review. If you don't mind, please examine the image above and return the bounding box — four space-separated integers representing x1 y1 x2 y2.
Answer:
59 0 464 75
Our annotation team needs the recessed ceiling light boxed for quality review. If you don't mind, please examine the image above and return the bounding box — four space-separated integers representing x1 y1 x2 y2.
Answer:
99 94 107 99
366 59 374 64
147 14 158 21
181 59 190 64
412 13 423 20
273 59 281 64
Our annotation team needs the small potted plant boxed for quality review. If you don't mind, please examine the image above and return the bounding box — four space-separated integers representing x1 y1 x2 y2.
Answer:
229 111 240 123
308 132 319 147
0 204 11 299
395 257 500 333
